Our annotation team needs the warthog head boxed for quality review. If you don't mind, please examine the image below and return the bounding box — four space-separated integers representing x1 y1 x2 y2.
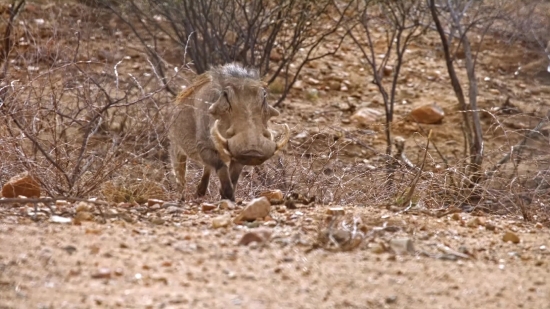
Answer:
208 65 289 166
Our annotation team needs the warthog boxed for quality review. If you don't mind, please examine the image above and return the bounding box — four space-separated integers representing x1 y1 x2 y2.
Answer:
169 63 290 201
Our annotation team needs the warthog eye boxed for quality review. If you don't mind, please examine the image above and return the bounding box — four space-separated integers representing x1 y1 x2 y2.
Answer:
262 89 267 104
223 90 232 112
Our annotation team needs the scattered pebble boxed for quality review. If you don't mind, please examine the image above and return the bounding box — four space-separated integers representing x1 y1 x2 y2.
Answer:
238 229 272 246
326 207 345 216
350 107 383 126
260 190 284 201
389 238 415 255
201 203 217 212
219 200 235 210
503 231 520 244
147 199 164 207
212 215 231 228
50 216 72 224
91 268 111 279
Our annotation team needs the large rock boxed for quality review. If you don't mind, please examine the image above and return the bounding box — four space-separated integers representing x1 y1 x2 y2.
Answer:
234 197 271 223
1 172 41 198
410 103 445 124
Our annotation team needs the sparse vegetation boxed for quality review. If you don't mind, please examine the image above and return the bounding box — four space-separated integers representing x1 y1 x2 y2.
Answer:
1 0 550 307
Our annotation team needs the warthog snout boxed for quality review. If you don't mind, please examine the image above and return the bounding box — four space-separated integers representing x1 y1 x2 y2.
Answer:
235 150 269 165
211 120 290 166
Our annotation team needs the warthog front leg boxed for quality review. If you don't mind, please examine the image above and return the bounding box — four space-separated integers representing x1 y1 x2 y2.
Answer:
196 167 211 197
199 148 236 201
216 165 235 201
229 161 243 193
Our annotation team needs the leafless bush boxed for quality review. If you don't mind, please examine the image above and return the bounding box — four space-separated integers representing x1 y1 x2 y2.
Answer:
0 2 177 199
0 62 175 197
104 0 352 105
337 0 430 156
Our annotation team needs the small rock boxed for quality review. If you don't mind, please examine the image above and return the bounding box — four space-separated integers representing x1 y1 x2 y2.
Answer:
263 220 277 227
340 84 348 92
219 199 235 210
307 77 320 85
293 80 304 90
150 217 165 225
105 209 118 218
503 231 520 244
120 213 135 223
337 102 352 111
238 229 272 246
326 207 345 216
55 200 68 207
147 199 164 207
410 103 445 124
370 243 386 254
389 238 415 255
149 203 161 210
451 213 461 221
350 107 383 126
74 211 94 223
91 268 111 279
75 202 93 213
328 80 341 90
1 172 41 198
382 66 393 77
97 49 114 62
212 215 231 228
259 190 284 201
485 222 496 231
50 215 72 224
161 202 180 208
201 203 217 212
385 295 397 304
166 206 182 214
234 197 271 223
269 49 282 61
467 217 482 228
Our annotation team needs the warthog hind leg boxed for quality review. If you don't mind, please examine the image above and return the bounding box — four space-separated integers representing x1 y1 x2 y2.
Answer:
170 148 188 201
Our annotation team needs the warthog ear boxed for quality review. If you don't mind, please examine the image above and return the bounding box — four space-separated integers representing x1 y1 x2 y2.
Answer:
267 106 280 118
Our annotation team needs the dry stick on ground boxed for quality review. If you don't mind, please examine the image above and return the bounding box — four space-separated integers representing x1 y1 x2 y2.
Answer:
397 130 432 208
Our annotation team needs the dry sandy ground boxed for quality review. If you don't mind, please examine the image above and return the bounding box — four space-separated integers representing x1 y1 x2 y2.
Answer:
1 203 549 309
1 1 550 308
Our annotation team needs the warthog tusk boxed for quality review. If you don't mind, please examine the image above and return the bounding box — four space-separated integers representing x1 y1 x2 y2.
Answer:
275 124 290 153
210 120 232 164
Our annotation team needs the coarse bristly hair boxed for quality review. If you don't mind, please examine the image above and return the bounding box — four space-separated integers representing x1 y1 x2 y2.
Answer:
214 63 259 80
